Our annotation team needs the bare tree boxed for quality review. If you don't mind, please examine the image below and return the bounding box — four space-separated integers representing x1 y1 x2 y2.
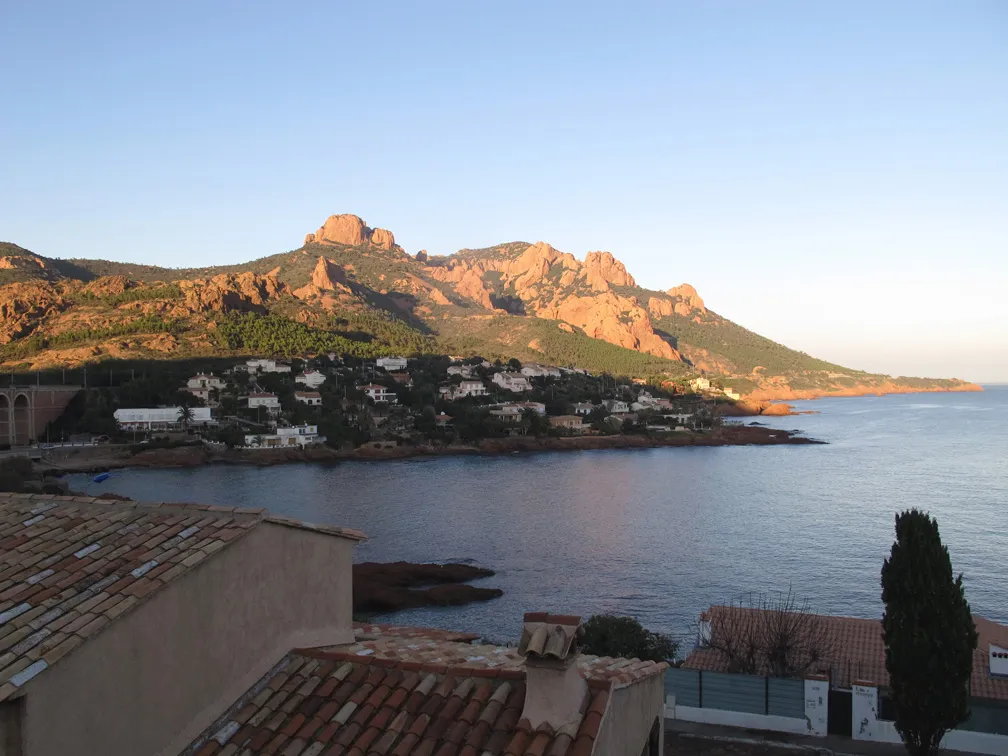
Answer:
701 589 837 678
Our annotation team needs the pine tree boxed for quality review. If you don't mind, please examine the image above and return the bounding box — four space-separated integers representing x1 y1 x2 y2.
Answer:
880 509 978 756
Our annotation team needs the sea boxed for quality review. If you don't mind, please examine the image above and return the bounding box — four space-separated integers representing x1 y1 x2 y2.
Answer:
67 385 1008 645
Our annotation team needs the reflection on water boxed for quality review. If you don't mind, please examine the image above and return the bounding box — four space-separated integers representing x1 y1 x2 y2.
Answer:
69 387 1008 643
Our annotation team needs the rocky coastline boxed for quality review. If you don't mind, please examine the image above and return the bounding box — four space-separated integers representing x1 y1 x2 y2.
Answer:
36 424 820 475
723 380 983 417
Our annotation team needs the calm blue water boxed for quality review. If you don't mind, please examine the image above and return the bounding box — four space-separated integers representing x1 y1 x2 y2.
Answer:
68 386 1008 643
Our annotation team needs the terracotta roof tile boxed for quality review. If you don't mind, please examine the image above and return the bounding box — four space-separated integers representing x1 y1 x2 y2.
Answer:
182 644 619 756
0 493 366 703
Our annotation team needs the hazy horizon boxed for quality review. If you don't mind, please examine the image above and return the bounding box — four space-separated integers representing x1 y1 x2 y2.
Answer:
2 2 1005 381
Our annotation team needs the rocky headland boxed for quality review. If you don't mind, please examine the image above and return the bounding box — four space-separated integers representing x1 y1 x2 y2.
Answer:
353 562 502 614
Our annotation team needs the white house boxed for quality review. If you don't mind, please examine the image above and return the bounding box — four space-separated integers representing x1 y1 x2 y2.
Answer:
447 365 474 378
689 376 710 392
659 413 694 428
294 391 323 406
360 384 398 404
242 358 291 374
248 393 281 415
492 372 532 393
573 402 596 416
456 380 487 398
520 363 561 378
603 399 630 414
244 424 323 448
114 406 214 431
489 405 523 423
516 401 546 416
295 370 327 389
376 356 408 371
723 387 741 401
184 373 225 403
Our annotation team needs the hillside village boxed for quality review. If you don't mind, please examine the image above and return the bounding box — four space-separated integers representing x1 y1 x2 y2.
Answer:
93 355 733 452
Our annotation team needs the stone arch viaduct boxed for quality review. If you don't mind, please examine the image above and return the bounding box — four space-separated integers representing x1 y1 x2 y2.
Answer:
0 386 81 446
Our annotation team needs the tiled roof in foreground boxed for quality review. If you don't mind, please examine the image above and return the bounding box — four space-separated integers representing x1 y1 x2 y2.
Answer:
185 626 668 756
0 493 365 702
333 626 667 688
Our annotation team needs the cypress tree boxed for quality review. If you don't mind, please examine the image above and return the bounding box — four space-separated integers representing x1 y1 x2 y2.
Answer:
881 509 978 756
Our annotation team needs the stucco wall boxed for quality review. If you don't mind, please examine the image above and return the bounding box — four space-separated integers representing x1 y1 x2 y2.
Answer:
596 675 665 756
21 523 356 756
852 684 1008 756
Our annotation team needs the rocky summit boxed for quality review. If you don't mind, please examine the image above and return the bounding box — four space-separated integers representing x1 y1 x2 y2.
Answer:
0 221 978 400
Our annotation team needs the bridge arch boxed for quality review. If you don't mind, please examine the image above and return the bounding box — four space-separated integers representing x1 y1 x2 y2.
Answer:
0 393 9 447
13 392 32 446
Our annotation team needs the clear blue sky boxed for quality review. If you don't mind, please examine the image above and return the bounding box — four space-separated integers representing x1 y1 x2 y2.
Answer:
2 2 1006 381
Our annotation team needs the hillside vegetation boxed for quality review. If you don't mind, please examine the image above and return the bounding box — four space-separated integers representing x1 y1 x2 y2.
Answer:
0 215 979 398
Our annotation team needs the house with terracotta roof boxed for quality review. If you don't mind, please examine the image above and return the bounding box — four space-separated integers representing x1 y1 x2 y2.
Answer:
247 393 281 416
0 495 668 756
677 604 1008 752
294 391 322 406
184 374 225 404
387 372 413 388
549 415 585 432
0 493 365 756
183 613 666 756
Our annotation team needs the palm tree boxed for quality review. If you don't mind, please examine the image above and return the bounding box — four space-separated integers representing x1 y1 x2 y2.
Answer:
177 405 195 432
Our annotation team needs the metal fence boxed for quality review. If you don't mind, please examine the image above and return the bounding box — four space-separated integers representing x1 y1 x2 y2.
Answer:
666 668 805 719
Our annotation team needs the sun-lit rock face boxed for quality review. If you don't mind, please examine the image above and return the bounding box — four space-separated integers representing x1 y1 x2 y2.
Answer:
304 213 397 251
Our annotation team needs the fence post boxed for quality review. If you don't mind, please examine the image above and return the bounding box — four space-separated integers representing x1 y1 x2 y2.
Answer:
698 670 703 709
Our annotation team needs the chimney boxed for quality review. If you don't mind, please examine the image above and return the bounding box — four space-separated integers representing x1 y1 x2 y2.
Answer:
698 610 712 647
518 612 588 732
991 644 1008 677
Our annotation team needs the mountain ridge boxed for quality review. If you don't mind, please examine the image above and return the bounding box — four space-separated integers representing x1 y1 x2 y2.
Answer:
0 216 981 399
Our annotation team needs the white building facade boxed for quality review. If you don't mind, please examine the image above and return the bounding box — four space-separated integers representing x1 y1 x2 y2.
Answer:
244 424 324 448
114 407 215 431
248 394 281 415
376 357 408 371
520 363 561 378
492 373 533 393
242 358 291 374
361 384 398 404
185 374 225 403
295 370 327 388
